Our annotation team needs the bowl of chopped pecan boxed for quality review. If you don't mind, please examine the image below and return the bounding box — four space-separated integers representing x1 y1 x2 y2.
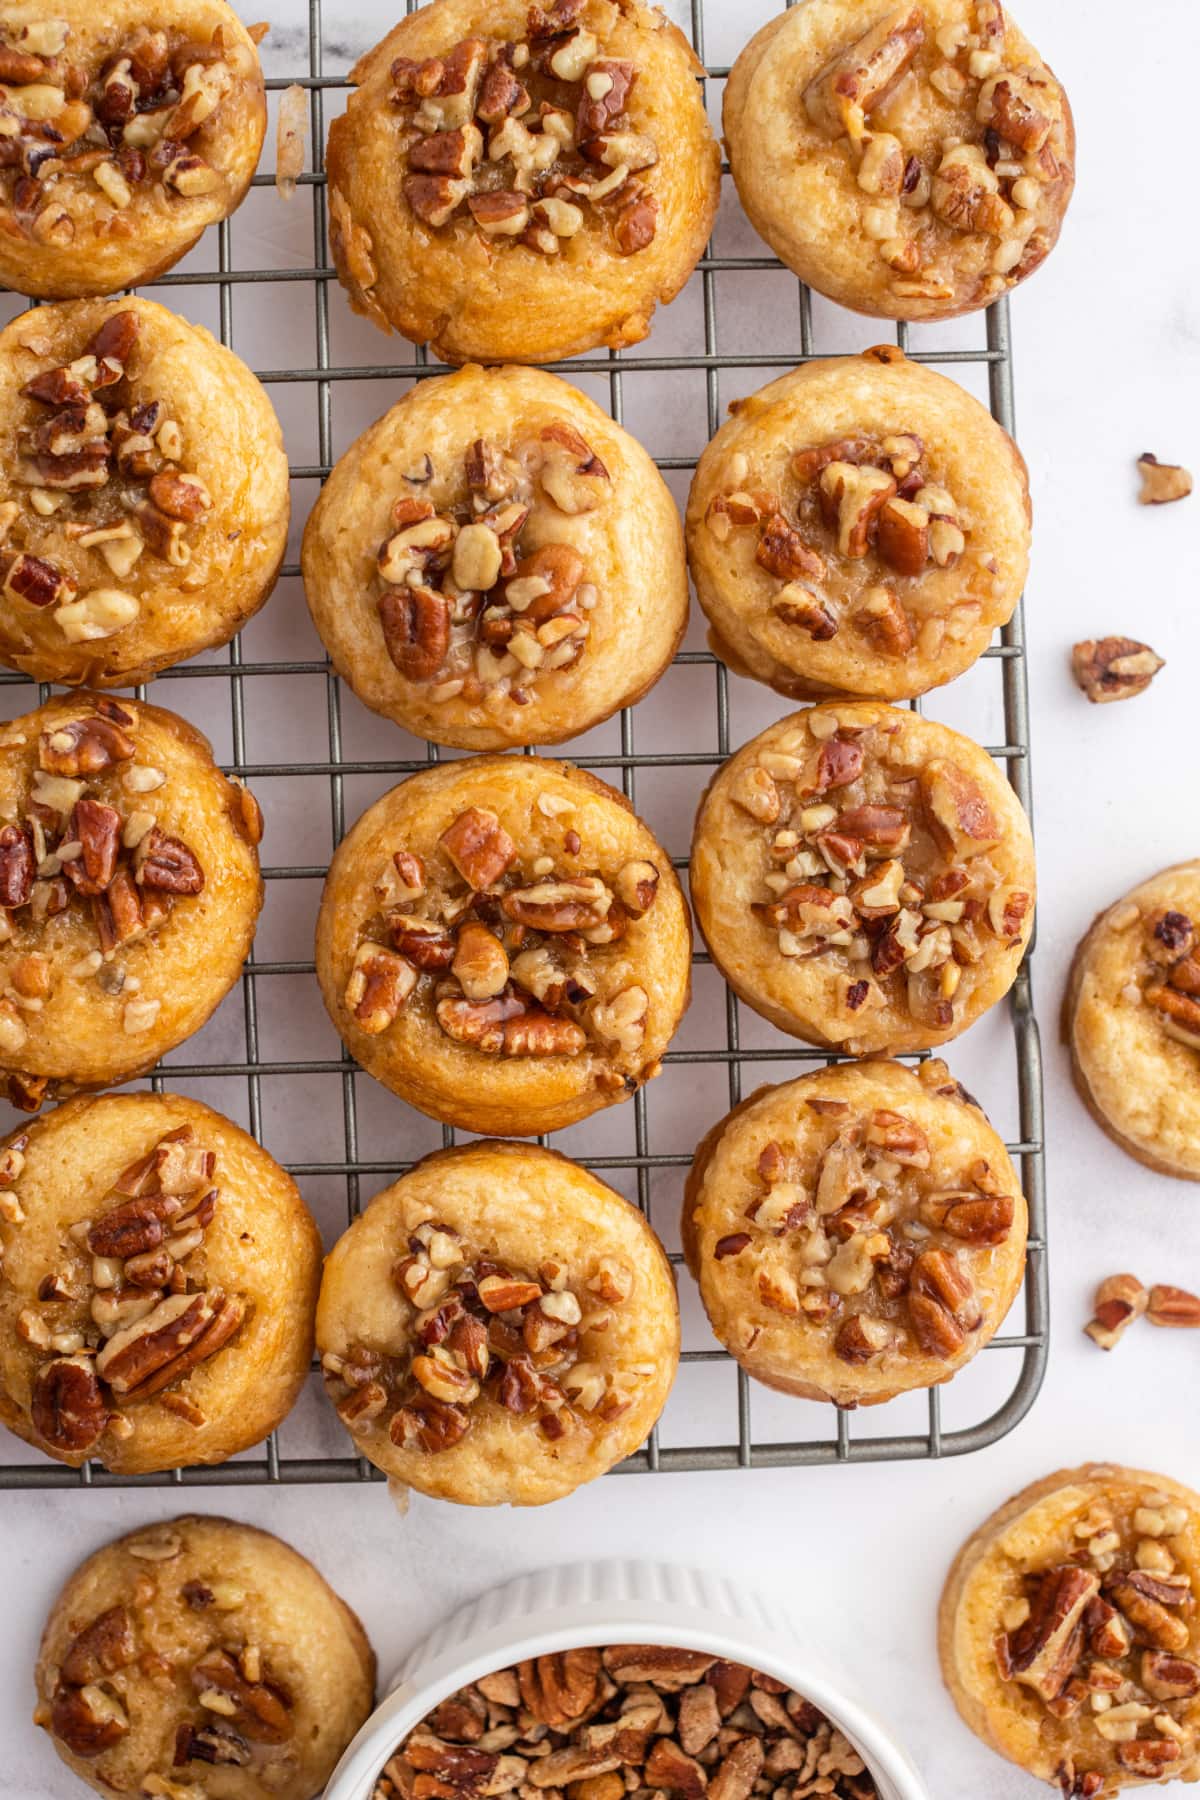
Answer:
324 1562 929 1800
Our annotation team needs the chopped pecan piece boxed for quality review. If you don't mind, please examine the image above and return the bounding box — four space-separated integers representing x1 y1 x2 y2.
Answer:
854 586 913 656
977 71 1054 154
50 1681 128 1757
1137 453 1192 505
2 550 74 608
61 1606 136 1686
755 515 825 584
773 585 837 640
812 735 864 793
440 807 517 889
390 1395 470 1452
389 914 456 971
919 1193 1014 1245
501 875 611 933
1115 1740 1182 1777
87 1191 180 1259
907 1247 975 1356
435 990 528 1053
803 4 925 137
1105 1572 1191 1652
191 1648 292 1744
403 173 468 226
95 1291 228 1395
834 1315 890 1364
1071 636 1165 703
1146 1283 1200 1328
1083 1272 1147 1350
921 759 999 858
818 462 897 558
39 715 135 777
64 799 121 896
345 942 417 1034
613 188 658 255
577 58 635 136
876 496 930 575
0 823 35 908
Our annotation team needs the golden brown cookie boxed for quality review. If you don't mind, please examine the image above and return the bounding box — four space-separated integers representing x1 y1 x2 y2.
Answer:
683 1059 1026 1407
940 1464 1200 1796
302 365 687 749
34 1514 375 1800
315 753 691 1136
0 691 263 1112
1065 861 1200 1182
0 2 267 300
0 298 289 687
685 346 1031 702
325 0 721 364
0 1092 320 1474
318 1140 678 1505
724 0 1075 321
690 702 1035 1055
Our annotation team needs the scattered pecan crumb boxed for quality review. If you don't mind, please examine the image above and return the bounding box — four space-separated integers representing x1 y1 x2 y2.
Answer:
1071 637 1165 704
1137 454 1192 506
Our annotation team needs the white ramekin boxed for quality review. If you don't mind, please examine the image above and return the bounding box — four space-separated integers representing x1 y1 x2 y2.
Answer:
325 1561 928 1800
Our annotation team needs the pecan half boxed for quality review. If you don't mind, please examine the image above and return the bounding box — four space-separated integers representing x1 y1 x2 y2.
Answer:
755 515 825 584
64 799 121 896
136 827 204 894
87 1191 181 1259
1105 1572 1191 1652
1006 1566 1100 1701
919 1193 1014 1246
31 1355 107 1455
1146 1283 1200 1328
907 1247 975 1357
500 876 611 933
379 584 451 681
1071 637 1165 704
1142 1651 1200 1700
95 1290 235 1396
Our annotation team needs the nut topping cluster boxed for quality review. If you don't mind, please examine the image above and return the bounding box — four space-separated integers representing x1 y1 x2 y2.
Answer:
716 1072 1014 1370
730 715 1030 1031
376 423 608 707
0 21 242 245
392 0 659 257
1 309 211 646
802 2 1068 305
707 431 973 658
0 703 206 1104
344 801 660 1071
372 1645 878 1800
991 1489 1200 1795
43 1579 296 1777
1137 907 1200 1053
323 1217 639 1454
10 1124 245 1457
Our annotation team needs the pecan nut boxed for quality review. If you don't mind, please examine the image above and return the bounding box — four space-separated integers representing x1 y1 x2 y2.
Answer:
1071 637 1165 704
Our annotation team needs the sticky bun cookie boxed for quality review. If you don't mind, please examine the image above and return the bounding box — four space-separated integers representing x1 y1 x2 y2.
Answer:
0 692 262 1111
0 1 267 300
1065 861 1200 1182
318 1140 678 1505
683 1059 1026 1407
325 0 720 364
724 0 1074 321
316 755 690 1135
0 1093 320 1474
34 1515 375 1800
0 298 289 687
685 346 1030 702
690 703 1035 1055
302 365 687 750
940 1464 1200 1796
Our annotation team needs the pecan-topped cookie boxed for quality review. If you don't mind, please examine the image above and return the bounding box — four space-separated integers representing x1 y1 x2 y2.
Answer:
686 348 1031 702
316 754 690 1135
325 0 720 363
683 1060 1027 1407
0 691 262 1111
0 1 267 299
940 1464 1200 1796
1065 860 1200 1181
373 1646 879 1800
318 1141 678 1504
34 1515 375 1800
0 298 289 686
303 366 687 749
724 0 1074 321
0 1092 320 1473
690 703 1035 1055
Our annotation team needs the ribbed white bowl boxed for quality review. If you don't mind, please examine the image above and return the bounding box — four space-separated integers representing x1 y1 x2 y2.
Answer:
325 1562 928 1800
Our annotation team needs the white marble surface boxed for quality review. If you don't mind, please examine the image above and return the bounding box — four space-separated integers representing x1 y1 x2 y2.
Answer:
4 1 1200 1795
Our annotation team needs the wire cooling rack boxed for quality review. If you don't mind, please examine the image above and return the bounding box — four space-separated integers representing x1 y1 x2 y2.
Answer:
0 0 1047 1487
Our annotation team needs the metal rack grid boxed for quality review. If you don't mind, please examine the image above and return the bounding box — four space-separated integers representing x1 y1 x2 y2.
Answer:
0 0 1047 1488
